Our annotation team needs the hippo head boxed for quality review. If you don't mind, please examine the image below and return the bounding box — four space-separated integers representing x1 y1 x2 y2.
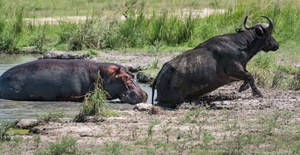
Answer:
103 65 148 104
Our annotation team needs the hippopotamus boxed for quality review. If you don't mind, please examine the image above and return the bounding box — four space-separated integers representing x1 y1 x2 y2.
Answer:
0 59 148 104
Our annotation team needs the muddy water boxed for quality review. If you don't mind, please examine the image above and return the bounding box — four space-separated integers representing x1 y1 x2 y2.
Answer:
0 54 153 120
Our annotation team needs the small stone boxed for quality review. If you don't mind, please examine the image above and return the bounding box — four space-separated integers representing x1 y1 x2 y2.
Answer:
137 72 153 83
127 66 144 73
17 119 40 129
149 106 161 115
133 103 153 111
40 51 88 59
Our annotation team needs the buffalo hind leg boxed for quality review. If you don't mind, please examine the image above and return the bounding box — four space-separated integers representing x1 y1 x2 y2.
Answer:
226 65 263 98
157 90 185 108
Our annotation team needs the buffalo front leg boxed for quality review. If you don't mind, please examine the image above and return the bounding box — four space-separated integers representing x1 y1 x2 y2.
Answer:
244 75 262 97
238 81 250 92
226 64 263 98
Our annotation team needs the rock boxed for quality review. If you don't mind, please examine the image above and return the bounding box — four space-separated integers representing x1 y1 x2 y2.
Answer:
128 66 144 73
29 127 44 134
137 72 153 83
83 116 99 122
134 103 153 111
17 119 40 129
149 106 162 115
40 51 88 59
75 114 95 123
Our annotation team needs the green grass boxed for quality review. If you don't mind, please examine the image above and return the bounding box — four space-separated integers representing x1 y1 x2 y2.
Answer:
36 111 65 123
74 73 119 122
35 137 77 155
97 141 125 155
247 52 300 90
7 128 29 135
0 0 298 52
0 119 14 141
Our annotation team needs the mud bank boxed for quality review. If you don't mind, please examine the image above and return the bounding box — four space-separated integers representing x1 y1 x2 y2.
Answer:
1 51 299 154
2 82 300 154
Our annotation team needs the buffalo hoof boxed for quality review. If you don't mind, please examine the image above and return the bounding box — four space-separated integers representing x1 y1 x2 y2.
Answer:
253 92 263 98
156 102 179 109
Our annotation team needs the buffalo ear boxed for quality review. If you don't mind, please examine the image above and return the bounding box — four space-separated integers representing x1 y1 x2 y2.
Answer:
255 27 264 36
235 28 244 33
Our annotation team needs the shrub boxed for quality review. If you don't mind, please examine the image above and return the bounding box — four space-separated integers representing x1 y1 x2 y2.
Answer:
68 18 111 50
74 72 119 122
0 119 13 141
100 142 124 155
37 112 65 123
35 137 77 155
0 6 24 53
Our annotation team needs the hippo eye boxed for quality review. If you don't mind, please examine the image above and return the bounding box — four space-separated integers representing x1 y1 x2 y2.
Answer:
122 75 130 81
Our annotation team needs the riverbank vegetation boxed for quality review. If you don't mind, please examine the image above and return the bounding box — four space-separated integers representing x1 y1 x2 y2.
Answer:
74 74 119 122
0 0 298 52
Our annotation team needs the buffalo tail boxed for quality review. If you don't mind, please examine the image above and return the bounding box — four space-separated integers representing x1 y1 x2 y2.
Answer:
151 77 157 105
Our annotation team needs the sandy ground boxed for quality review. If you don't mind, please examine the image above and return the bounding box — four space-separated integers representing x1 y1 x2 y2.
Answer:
11 84 300 154
1 51 299 154
23 8 225 25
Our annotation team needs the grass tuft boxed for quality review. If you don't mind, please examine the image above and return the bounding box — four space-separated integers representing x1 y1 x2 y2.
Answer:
35 137 77 155
74 72 119 122
36 111 65 123
0 119 14 141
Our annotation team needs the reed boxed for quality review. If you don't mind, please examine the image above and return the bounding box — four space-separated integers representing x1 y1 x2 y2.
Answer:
74 73 119 122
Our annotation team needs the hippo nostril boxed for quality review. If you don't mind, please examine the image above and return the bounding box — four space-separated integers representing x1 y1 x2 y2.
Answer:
119 90 148 104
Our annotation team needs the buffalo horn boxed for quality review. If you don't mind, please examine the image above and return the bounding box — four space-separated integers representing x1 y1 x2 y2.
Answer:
244 16 250 30
261 16 274 33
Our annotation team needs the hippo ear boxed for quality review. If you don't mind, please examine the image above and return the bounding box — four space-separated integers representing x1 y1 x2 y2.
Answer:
115 66 121 74
126 70 135 78
255 27 264 36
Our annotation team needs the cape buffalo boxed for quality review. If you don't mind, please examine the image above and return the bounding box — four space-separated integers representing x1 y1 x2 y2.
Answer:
0 59 148 104
152 16 279 108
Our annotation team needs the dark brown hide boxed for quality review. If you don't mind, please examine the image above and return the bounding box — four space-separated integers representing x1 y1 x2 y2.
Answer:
152 16 279 108
0 59 147 104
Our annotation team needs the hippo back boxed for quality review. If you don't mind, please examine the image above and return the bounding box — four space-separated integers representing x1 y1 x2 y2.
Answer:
0 59 104 101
